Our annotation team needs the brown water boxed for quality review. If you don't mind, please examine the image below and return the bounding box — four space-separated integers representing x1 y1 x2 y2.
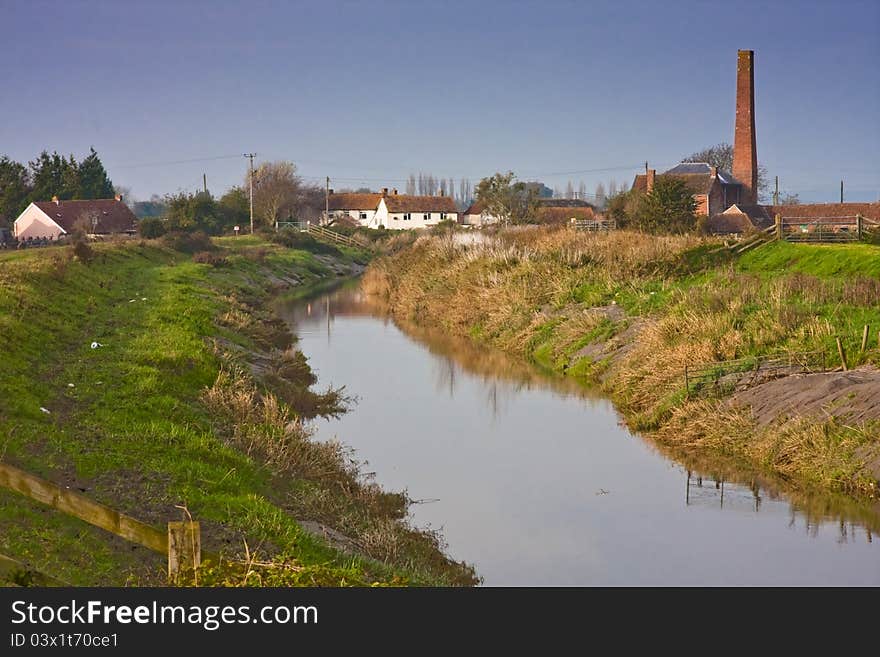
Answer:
278 282 880 585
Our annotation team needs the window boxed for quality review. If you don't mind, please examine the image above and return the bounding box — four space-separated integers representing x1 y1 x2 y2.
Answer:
359 212 367 220
403 213 411 221
423 213 430 221
440 212 447 220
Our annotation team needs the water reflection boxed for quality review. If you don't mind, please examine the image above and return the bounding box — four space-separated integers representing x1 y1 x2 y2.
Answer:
279 281 880 584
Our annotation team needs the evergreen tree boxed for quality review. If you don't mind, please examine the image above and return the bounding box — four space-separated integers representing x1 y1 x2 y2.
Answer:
77 147 114 199
0 156 30 225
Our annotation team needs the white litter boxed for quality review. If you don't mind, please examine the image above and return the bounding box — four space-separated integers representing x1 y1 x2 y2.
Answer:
141 297 147 301
129 299 136 303
39 407 50 414
90 341 103 349
67 383 75 388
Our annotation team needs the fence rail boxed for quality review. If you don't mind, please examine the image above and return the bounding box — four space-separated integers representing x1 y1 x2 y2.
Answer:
571 218 616 232
276 221 373 250
776 213 875 243
685 350 828 398
0 461 201 583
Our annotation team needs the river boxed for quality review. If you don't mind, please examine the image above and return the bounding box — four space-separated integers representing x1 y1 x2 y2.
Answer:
277 281 880 585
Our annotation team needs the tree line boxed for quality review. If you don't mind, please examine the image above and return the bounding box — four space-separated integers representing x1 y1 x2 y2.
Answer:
0 148 116 226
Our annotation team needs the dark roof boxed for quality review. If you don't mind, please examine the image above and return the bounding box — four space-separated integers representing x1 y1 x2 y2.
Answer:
770 202 880 222
706 212 756 234
383 194 458 213
464 198 595 215
33 199 138 234
633 164 742 195
707 204 773 234
326 193 382 211
665 163 740 185
538 206 596 223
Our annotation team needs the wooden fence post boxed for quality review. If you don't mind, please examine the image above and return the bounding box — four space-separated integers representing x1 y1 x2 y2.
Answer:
857 214 863 240
775 214 782 241
861 325 870 354
684 365 689 399
168 521 201 582
836 337 848 372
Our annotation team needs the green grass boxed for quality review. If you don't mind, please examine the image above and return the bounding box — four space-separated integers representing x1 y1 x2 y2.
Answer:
0 238 474 586
738 240 880 277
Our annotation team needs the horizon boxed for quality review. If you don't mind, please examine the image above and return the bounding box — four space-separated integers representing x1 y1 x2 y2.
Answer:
2 0 878 204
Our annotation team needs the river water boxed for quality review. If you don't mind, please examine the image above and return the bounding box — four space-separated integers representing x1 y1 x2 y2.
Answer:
277 282 880 586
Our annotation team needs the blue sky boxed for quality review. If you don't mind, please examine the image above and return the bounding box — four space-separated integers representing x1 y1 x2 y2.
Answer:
2 0 878 202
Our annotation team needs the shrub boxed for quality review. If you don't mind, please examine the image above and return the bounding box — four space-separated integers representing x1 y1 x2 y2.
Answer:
269 229 340 255
162 230 214 254
71 232 95 264
138 217 166 239
192 251 228 267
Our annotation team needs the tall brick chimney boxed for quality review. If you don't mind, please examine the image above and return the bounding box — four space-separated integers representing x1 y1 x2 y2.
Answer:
646 169 656 193
733 49 757 204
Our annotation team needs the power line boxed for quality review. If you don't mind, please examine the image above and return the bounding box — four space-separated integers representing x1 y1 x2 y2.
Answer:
111 154 244 169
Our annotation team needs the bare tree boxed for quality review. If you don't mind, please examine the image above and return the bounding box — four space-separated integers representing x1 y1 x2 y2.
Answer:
565 181 575 199
578 181 587 200
250 161 301 227
406 174 417 195
594 182 606 207
608 180 619 197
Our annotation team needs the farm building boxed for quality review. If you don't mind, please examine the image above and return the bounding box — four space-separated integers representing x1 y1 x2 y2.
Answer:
461 198 598 227
631 163 745 217
323 191 383 227
13 196 138 241
373 191 458 229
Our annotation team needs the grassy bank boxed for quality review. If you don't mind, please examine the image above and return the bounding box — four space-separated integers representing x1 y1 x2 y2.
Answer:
0 236 477 586
364 228 880 497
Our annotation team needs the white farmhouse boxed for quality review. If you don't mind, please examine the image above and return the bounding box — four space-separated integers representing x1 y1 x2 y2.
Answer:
373 191 458 229
324 191 382 227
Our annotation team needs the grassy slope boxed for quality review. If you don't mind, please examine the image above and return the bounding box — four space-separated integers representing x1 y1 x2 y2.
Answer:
367 230 880 497
0 237 473 586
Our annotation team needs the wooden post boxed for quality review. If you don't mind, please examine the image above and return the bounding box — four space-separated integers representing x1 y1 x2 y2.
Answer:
836 337 848 371
775 214 782 241
861 325 870 354
857 214 863 240
168 521 201 581
684 365 689 399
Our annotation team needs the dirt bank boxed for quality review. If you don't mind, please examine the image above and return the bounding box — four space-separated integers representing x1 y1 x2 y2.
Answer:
731 366 880 425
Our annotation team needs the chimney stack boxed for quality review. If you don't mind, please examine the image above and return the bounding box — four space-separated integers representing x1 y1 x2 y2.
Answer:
733 49 757 204
392 188 398 195
646 169 656 193
114 193 122 202
328 188 334 195
381 187 388 197
710 165 718 178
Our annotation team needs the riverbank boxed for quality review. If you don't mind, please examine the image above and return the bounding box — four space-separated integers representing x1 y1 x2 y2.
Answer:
0 236 477 586
364 228 880 498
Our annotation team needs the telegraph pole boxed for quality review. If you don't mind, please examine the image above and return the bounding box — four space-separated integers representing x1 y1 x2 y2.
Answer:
325 176 330 226
774 176 779 206
243 153 256 234
840 180 844 203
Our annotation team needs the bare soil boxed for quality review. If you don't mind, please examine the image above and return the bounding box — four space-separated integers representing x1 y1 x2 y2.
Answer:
730 365 880 426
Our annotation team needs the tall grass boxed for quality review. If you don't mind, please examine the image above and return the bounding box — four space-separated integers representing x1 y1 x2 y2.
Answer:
368 227 880 496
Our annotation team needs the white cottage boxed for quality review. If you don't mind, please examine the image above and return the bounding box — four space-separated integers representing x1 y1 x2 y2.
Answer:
373 191 458 229
323 191 382 227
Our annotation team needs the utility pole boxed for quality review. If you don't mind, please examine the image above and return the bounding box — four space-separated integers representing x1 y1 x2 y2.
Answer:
774 175 779 205
840 180 844 203
243 153 256 234
325 176 330 226
203 173 207 195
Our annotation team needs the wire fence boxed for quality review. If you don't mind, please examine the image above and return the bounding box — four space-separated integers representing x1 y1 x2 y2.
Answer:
684 350 828 398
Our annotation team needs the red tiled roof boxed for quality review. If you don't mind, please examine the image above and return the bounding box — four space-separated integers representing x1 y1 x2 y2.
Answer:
537 206 596 223
33 199 138 234
383 195 458 213
326 193 382 211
